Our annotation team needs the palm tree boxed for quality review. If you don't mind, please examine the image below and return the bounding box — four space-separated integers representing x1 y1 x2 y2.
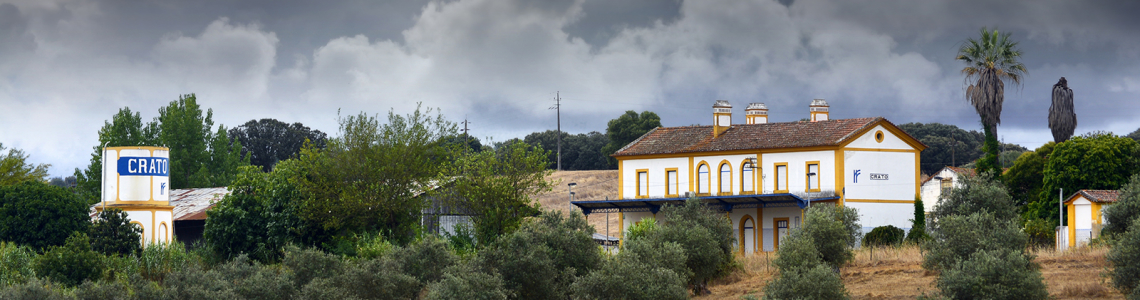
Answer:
1049 77 1076 143
956 27 1027 177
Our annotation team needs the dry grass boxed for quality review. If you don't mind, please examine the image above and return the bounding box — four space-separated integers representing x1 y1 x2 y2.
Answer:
532 170 620 236
697 245 1123 300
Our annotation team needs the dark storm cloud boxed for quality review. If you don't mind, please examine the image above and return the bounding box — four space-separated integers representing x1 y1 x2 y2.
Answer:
1 0 1138 177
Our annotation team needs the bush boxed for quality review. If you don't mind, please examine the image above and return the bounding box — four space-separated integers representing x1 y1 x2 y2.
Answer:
476 211 601 300
388 235 458 284
283 246 344 288
771 230 823 272
34 232 104 287
354 233 397 260
160 264 238 300
625 218 659 241
89 208 143 257
762 264 849 300
1108 218 1140 295
0 278 72 300
215 255 296 300
923 212 1027 272
0 181 92 251
932 173 1019 221
621 239 692 283
427 264 509 300
571 249 688 300
863 225 905 248
937 248 1048 300
1023 218 1056 249
800 205 860 269
301 257 420 300
907 196 931 244
653 197 736 291
1103 174 1140 237
0 241 35 287
74 280 129 300
204 165 304 263
138 241 194 284
442 223 477 256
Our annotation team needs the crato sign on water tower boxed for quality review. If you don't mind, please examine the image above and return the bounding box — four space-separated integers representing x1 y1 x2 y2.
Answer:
101 146 174 246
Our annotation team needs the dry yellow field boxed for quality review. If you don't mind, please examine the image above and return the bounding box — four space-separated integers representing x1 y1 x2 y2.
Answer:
533 170 622 238
698 246 1121 300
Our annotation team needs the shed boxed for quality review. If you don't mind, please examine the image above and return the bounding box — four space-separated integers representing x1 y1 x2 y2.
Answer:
1064 189 1118 247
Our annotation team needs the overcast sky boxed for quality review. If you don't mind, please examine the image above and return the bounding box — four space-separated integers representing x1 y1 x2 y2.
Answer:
2 0 1139 178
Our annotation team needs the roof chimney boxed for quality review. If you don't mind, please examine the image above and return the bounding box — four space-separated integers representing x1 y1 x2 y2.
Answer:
810 99 829 122
745 103 768 124
713 100 732 137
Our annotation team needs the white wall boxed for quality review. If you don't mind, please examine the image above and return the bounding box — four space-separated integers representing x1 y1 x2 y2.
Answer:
846 202 914 233
843 151 917 201
759 151 836 195
124 210 153 245
760 206 802 252
620 157 690 199
844 125 913 150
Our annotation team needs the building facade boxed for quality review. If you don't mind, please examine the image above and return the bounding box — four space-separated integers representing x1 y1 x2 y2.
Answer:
919 166 975 213
1064 189 1118 248
574 100 926 255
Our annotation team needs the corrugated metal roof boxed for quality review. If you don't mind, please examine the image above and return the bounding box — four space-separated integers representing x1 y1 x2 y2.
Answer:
170 187 230 220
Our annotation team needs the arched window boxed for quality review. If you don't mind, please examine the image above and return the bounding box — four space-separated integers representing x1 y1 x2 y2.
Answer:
719 163 732 195
741 162 754 193
697 164 710 194
158 222 168 243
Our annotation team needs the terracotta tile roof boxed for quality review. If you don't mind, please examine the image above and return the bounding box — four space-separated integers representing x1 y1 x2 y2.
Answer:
170 187 230 221
1074 190 1120 204
919 166 978 186
613 117 893 157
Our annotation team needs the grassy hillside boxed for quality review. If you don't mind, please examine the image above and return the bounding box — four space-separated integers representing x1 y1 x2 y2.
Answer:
533 170 620 237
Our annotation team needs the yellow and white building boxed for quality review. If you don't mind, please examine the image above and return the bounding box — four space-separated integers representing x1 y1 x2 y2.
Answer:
1063 189 1119 248
574 100 926 254
94 146 174 246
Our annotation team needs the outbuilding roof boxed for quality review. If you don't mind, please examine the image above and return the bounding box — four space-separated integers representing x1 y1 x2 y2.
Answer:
612 117 922 157
919 166 978 186
170 187 230 221
1066 190 1120 204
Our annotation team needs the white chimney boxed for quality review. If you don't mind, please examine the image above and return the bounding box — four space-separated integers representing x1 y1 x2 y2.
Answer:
810 99 829 122
746 103 768 124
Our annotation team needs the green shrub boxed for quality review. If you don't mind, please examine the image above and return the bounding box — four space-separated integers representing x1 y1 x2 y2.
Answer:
388 235 457 284
571 249 688 300
1108 218 1140 295
923 212 1027 272
863 225 905 247
1022 218 1056 249
0 241 35 287
762 264 849 300
88 208 142 257
906 196 930 244
34 232 104 287
653 197 736 292
937 248 1047 300
353 233 396 260
0 278 72 300
1103 174 1140 237
303 257 420 300
0 181 92 251
283 246 344 288
772 230 823 272
932 173 1018 221
621 239 692 282
476 211 601 300
74 280 129 300
204 165 304 263
426 264 508 300
160 264 238 300
100 253 139 284
801 205 860 269
625 218 659 241
215 255 296 300
442 223 477 256
138 241 193 283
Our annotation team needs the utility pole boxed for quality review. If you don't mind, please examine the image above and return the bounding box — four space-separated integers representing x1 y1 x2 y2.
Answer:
549 92 562 171
460 117 471 155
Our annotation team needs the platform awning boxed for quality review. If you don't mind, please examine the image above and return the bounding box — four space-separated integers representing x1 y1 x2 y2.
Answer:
572 193 840 215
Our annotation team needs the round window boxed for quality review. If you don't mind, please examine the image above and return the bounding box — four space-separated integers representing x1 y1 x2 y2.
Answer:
874 130 885 143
